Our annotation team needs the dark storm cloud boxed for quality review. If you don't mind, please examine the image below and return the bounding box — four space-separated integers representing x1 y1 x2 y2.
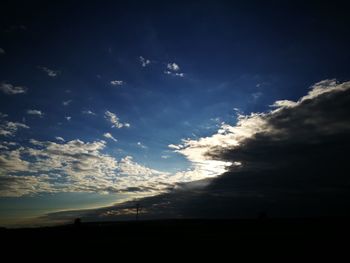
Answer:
177 80 350 218
208 82 350 169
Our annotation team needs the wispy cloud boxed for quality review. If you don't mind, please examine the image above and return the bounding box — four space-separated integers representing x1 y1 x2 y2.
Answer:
26 109 43 117
0 82 27 95
82 110 96 116
62 100 72 106
104 111 130 128
39 66 60 77
110 80 124 86
0 121 29 137
3 25 26 33
167 63 180 71
168 144 182 150
139 56 151 67
103 132 117 142
164 62 184 77
164 71 184 77
137 142 147 149
251 92 263 100
55 136 65 142
0 112 8 118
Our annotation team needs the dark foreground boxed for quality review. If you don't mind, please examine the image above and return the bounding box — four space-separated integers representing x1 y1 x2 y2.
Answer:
2 218 350 254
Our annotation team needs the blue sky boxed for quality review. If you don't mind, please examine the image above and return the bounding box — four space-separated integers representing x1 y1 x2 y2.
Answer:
1 1 350 226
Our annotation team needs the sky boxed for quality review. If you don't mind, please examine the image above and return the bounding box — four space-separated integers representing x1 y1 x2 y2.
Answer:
1 0 350 227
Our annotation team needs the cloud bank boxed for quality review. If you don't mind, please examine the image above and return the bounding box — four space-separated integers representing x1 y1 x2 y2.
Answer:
0 139 219 197
0 82 27 95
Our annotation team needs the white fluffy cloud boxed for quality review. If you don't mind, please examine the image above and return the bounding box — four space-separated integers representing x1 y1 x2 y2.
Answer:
0 138 211 197
62 100 72 106
104 111 130 128
139 56 151 67
164 63 184 77
39 66 59 77
168 144 182 150
110 80 124 86
137 142 147 149
82 110 96 116
167 63 180 71
0 82 27 95
164 71 184 77
0 121 29 137
26 109 43 117
103 132 117 142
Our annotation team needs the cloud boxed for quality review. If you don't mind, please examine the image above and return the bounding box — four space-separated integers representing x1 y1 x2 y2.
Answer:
168 144 182 150
175 73 184 77
39 66 59 77
167 63 180 71
110 80 124 86
62 100 72 106
1 139 117 196
3 25 26 33
26 109 43 117
0 82 27 95
164 63 184 77
0 138 204 198
82 110 96 116
104 111 130 128
251 92 263 100
0 148 29 172
0 121 29 137
139 56 151 67
0 48 5 54
137 142 147 149
55 136 65 142
164 71 184 77
103 132 117 142
0 175 53 197
65 116 71 121
0 112 8 118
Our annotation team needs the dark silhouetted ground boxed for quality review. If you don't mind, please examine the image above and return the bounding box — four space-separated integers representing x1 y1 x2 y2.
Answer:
2 217 350 250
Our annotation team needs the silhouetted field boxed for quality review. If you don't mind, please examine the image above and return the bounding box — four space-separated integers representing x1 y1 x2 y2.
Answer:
2 217 349 248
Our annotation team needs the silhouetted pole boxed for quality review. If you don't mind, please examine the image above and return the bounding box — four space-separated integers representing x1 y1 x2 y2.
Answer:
136 202 141 221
